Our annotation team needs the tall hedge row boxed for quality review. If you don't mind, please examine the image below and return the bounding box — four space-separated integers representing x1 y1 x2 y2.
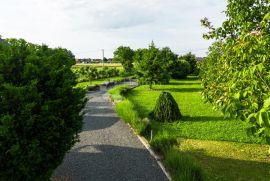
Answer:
0 38 86 180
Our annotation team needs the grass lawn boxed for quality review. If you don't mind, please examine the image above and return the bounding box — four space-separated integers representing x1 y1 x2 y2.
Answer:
128 78 261 144
178 139 270 181
111 77 270 180
76 76 124 89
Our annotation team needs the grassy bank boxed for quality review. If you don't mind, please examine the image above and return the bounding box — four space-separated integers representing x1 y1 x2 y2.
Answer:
109 77 270 181
76 77 124 90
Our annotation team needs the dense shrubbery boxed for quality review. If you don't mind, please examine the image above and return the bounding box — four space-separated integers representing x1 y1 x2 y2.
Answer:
171 59 191 79
150 92 182 122
0 38 86 180
179 52 198 75
200 1 270 144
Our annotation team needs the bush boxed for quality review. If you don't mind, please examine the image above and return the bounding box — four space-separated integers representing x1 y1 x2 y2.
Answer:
0 39 86 180
151 92 182 122
165 149 205 181
171 59 191 79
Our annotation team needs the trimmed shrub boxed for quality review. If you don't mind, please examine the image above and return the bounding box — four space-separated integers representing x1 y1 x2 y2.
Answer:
0 39 86 180
151 92 182 122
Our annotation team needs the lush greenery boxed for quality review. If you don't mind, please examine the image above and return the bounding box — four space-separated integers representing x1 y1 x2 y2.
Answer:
109 78 269 180
108 84 130 101
171 59 191 79
73 66 120 82
0 39 86 180
113 46 135 73
179 52 197 75
134 43 177 89
151 92 182 122
200 0 270 144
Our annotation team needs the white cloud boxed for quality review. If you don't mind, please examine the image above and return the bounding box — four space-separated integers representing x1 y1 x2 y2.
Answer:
0 0 227 58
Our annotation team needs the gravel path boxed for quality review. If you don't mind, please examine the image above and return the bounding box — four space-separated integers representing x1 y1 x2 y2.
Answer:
52 90 168 181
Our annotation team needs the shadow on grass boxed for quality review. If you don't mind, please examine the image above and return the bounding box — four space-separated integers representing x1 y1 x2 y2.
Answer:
178 149 270 181
154 87 202 92
169 82 201 86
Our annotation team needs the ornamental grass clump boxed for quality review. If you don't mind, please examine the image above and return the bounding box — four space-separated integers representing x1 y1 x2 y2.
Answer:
151 92 182 122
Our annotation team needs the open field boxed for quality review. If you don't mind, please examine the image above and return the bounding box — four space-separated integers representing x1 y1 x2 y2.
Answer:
109 77 270 181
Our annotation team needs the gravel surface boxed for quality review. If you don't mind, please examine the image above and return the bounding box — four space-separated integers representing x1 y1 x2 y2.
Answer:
52 90 168 181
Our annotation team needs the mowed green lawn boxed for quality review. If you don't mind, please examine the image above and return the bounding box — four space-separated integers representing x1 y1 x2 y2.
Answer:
126 77 270 180
128 78 260 143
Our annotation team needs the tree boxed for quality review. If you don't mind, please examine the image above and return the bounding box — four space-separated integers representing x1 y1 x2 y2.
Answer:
134 42 174 89
0 38 86 180
103 57 108 63
179 52 197 75
171 59 191 79
113 46 135 73
200 1 270 146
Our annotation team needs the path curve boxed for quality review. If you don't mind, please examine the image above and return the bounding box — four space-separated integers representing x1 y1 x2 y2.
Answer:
53 89 168 181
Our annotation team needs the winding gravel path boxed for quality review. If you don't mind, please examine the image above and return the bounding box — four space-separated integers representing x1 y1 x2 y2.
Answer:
52 89 168 181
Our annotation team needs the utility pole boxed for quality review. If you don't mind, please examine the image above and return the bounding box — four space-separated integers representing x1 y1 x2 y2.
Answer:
102 49 104 66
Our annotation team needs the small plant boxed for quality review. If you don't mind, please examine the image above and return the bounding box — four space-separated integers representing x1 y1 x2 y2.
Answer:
150 92 182 122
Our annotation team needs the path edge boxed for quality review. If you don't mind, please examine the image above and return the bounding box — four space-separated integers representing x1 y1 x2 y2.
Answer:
110 98 172 181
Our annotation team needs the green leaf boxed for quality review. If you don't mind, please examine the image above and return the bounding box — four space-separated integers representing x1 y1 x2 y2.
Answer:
263 12 270 21
264 98 270 108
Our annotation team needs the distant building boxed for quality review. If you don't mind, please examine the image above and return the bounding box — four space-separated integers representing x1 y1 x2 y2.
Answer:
75 58 113 64
196 57 204 62
92 59 102 63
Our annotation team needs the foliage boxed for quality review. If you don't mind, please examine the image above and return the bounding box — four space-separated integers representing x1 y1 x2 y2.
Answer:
113 46 135 73
112 78 267 181
134 42 175 89
171 59 191 79
164 149 205 181
151 92 182 122
200 1 270 144
179 52 197 75
75 66 120 82
0 38 86 180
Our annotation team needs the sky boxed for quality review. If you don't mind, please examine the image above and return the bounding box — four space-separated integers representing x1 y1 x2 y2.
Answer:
0 0 227 58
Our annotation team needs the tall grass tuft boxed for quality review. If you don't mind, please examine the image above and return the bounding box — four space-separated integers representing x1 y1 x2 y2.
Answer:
115 100 146 134
165 149 205 181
